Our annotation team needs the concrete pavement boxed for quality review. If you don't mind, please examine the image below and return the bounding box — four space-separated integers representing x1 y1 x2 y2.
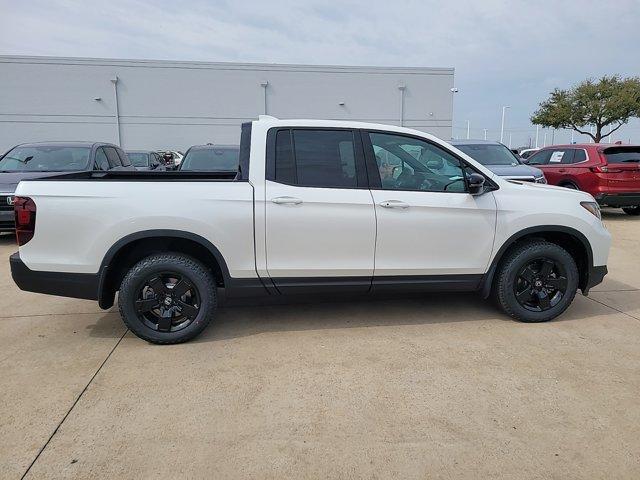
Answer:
1 211 639 479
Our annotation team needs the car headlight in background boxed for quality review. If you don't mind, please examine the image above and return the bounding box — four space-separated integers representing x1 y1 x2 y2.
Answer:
581 201 601 220
535 176 547 184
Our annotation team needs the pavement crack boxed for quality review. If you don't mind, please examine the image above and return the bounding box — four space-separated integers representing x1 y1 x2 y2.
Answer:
586 296 640 323
20 328 129 479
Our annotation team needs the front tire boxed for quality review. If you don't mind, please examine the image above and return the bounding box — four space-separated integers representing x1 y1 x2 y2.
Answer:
495 241 578 323
622 206 640 216
118 253 217 344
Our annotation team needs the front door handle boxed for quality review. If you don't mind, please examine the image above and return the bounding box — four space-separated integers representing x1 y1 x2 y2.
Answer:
558 168 567 173
271 196 303 205
379 200 409 209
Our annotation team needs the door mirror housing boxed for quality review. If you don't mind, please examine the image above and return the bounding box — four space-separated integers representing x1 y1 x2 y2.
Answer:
467 173 486 195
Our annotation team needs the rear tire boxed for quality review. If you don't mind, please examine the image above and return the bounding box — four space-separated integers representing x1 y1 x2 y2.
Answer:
494 240 578 323
622 206 640 216
118 253 217 344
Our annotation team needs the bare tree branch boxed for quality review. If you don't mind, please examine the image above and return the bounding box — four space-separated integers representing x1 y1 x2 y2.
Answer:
599 121 625 141
570 123 596 142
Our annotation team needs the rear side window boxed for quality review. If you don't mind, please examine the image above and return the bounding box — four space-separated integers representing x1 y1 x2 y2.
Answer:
572 149 587 163
273 129 358 188
104 147 122 168
603 147 640 164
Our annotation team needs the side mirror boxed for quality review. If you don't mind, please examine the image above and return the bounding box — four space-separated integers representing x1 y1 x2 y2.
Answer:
520 157 530 164
468 173 486 195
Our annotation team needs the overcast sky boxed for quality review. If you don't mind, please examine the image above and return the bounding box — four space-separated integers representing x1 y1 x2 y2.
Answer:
2 0 639 146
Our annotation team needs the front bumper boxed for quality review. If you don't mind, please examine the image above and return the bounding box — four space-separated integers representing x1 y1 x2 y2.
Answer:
10 253 100 300
594 193 640 207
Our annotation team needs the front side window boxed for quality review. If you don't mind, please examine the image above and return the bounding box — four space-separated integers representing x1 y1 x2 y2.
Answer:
104 147 122 168
369 132 466 192
0 146 91 172
273 129 358 188
127 153 149 167
527 150 553 165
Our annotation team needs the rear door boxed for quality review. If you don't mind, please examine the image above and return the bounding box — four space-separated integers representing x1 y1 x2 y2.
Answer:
602 146 640 193
264 128 376 292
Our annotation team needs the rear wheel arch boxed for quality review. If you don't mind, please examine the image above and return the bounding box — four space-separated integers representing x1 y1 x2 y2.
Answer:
98 230 230 309
481 226 593 298
558 180 580 190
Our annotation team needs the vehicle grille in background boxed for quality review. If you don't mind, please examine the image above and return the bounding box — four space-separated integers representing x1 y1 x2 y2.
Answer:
0 195 13 211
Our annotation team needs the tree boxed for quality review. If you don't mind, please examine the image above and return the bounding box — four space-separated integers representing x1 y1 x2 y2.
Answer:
531 75 640 143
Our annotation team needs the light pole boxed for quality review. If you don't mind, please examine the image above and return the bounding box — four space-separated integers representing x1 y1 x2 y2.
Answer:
466 120 470 139
535 125 539 148
508 132 512 148
483 128 488 140
500 105 510 143
543 130 547 147
450 87 459 140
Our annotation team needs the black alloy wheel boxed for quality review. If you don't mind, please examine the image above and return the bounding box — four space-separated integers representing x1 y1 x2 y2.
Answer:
514 258 568 312
135 272 201 332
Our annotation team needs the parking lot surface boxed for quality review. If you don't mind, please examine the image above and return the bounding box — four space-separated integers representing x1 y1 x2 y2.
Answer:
1 210 639 479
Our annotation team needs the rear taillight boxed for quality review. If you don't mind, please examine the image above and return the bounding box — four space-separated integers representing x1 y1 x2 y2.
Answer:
14 196 36 246
590 164 622 173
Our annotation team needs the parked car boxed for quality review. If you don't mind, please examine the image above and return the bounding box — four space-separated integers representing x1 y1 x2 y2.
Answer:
0 141 134 231
156 151 183 170
527 144 640 215
10 117 610 344
126 150 166 171
519 148 540 159
450 140 546 183
179 145 240 172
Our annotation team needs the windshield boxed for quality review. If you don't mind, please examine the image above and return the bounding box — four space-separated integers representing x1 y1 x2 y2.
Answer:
0 146 91 172
127 152 149 167
180 147 239 171
455 144 520 166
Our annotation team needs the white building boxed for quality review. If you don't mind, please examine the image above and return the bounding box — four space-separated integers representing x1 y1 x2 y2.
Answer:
0 56 454 151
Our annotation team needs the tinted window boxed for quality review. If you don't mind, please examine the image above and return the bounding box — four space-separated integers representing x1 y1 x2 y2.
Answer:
104 147 121 168
180 147 240 171
527 150 553 165
274 129 358 188
573 149 587 163
370 132 466 192
95 148 110 171
454 143 520 166
127 153 149 167
604 147 640 163
0 145 91 172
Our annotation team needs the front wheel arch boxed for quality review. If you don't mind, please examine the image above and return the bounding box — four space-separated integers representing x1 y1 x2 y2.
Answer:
480 226 592 299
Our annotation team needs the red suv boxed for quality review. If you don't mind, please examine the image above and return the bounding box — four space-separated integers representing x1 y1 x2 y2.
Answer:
527 144 640 215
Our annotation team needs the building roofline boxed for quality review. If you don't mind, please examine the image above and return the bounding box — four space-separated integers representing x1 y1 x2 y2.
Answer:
0 55 454 75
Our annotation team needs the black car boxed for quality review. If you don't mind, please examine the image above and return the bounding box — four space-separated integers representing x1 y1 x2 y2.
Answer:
178 145 240 172
0 142 134 231
125 150 166 171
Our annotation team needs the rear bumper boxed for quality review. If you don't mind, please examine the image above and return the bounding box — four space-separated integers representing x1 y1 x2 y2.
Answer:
583 265 607 295
10 253 100 301
594 193 640 207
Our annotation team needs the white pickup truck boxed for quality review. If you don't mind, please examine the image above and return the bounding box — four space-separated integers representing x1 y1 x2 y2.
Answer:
11 116 611 344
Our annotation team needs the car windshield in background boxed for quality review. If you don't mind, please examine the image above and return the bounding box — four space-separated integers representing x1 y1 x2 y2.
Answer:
180 147 239 171
127 153 149 167
455 144 520 166
0 146 91 172
604 147 640 163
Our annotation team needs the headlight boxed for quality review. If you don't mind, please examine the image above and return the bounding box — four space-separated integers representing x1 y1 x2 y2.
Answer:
581 201 601 220
535 176 547 184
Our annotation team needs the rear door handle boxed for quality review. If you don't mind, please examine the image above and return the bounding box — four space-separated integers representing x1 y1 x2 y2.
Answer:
271 196 303 205
379 200 409 209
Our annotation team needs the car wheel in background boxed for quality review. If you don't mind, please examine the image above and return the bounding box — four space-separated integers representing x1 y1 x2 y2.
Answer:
118 253 217 344
622 206 640 216
494 240 578 323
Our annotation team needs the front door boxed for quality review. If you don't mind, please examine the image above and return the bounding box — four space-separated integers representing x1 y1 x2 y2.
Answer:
364 131 497 290
264 128 376 293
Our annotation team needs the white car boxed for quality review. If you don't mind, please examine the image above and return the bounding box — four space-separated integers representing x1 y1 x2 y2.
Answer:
11 116 611 344
519 148 540 159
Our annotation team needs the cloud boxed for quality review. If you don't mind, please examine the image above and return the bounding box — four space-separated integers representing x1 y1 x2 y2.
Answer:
1 0 639 144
